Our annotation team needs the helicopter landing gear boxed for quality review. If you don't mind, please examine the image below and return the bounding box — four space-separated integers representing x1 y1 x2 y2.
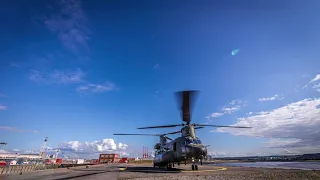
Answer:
191 164 198 171
165 164 173 171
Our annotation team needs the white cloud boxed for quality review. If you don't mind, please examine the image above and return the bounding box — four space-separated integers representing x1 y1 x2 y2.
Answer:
222 99 246 114
29 68 85 84
0 105 7 110
216 98 320 151
258 94 283 102
208 112 224 118
0 150 7 153
0 126 37 133
303 73 320 89
221 106 241 114
313 83 320 92
12 149 20 152
77 82 116 94
309 74 320 84
57 138 129 159
59 138 127 153
207 150 227 157
42 0 90 55
120 152 130 157
229 99 242 106
118 143 128 150
206 99 246 120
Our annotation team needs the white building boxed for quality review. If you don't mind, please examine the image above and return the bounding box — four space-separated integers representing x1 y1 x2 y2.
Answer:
0 153 42 160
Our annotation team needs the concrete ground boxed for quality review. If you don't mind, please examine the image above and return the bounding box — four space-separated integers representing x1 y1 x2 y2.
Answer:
1 163 320 180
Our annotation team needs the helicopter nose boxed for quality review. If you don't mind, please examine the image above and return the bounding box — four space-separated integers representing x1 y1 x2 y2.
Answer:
192 146 206 155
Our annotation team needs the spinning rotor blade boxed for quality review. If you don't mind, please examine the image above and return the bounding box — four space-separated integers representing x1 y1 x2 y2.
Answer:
114 131 179 139
113 133 159 136
194 124 252 128
137 124 183 129
166 130 181 135
176 90 199 124
164 136 172 140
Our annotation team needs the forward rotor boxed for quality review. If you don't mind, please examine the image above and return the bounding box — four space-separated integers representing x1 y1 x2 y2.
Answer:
137 90 251 129
137 123 251 129
114 127 205 140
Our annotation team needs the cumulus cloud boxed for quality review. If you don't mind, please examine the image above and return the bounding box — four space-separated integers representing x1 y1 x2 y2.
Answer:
57 139 129 159
216 98 320 151
258 94 283 102
0 105 7 110
118 143 128 150
29 68 85 84
0 126 38 133
42 0 90 55
59 138 127 154
77 82 116 94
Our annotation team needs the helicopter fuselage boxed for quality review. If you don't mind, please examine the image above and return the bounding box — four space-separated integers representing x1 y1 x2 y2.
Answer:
153 135 207 167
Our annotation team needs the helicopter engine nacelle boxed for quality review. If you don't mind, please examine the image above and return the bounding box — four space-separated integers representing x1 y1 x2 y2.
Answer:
154 143 161 150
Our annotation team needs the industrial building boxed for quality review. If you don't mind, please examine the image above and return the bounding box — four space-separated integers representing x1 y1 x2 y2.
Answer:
99 153 120 163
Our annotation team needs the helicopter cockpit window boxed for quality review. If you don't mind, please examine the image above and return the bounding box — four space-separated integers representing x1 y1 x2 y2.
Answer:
186 138 201 144
186 138 193 144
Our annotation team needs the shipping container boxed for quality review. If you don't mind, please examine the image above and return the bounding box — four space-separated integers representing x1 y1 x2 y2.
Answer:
56 158 62 164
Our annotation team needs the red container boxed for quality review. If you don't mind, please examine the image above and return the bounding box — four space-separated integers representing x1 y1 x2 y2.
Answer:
0 161 6 166
56 158 62 164
119 157 128 163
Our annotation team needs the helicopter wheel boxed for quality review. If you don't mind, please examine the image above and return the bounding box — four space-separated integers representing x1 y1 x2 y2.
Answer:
165 164 171 171
191 164 195 171
195 165 198 170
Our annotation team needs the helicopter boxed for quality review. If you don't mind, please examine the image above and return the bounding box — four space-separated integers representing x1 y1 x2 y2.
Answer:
114 90 251 171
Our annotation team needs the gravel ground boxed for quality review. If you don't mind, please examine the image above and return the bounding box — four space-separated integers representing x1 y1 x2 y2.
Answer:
129 172 320 180
119 166 320 180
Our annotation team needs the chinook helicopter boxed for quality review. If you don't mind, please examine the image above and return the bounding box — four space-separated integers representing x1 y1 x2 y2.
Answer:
114 90 251 171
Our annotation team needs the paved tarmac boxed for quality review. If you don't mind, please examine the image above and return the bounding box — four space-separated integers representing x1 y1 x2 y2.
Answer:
1 163 320 180
1 164 122 180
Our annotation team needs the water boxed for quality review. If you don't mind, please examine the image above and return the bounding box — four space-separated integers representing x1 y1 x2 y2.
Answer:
215 161 320 170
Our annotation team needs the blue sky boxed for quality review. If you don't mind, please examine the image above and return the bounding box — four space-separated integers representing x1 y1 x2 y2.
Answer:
1 0 320 158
